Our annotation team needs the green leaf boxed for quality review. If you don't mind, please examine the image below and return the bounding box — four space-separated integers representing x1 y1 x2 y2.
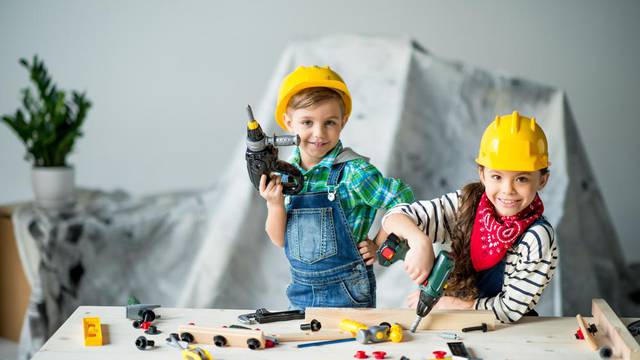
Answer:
0 55 91 166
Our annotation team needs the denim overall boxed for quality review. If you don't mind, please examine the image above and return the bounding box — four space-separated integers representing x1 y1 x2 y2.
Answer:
474 217 549 316
284 161 376 309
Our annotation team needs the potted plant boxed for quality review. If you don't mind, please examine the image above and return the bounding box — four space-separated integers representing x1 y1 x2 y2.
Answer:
2 56 91 209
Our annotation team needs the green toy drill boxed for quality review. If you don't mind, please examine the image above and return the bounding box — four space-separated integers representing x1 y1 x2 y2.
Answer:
376 234 454 332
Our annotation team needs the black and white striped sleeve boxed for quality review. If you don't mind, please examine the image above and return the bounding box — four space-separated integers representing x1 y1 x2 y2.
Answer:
474 222 558 323
381 191 461 245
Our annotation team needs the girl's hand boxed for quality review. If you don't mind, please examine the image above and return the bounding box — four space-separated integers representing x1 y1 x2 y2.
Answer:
405 290 420 309
259 174 284 207
403 237 433 285
358 239 378 265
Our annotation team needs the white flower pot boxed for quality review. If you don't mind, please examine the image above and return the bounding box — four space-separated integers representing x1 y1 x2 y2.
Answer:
31 167 75 209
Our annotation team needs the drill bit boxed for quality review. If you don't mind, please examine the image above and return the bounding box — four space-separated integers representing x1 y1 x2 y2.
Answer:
410 315 422 333
246 104 255 121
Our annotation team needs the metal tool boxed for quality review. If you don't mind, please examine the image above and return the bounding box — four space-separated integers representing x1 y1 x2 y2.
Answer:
447 341 483 360
245 104 303 195
376 233 454 333
238 308 305 324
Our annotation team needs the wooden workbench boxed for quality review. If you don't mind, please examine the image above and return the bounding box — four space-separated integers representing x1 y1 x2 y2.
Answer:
33 306 638 359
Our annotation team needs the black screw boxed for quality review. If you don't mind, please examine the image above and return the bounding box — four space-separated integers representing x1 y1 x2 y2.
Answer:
213 335 227 347
180 332 195 343
135 336 154 350
141 309 156 322
599 346 612 358
247 338 261 350
145 325 160 335
461 323 488 332
300 319 322 332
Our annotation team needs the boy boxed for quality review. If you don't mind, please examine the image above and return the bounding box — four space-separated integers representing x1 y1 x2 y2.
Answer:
259 65 414 309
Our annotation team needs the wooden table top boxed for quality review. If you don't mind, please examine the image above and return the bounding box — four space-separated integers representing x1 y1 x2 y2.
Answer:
33 306 638 359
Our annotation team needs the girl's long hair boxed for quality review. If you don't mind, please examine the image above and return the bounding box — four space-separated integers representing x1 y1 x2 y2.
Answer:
445 181 485 299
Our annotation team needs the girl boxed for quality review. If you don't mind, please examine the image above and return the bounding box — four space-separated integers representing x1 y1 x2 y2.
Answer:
380 111 558 323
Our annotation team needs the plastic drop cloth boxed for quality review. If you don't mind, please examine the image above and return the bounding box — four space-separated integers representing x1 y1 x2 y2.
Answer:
13 35 639 358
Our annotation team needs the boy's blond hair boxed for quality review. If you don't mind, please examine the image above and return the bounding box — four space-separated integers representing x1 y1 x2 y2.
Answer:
286 87 346 117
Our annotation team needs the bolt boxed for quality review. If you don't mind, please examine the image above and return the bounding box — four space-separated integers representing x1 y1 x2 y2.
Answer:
438 332 460 340
461 323 488 332
140 309 156 322
300 319 322 332
135 336 154 350
599 346 612 358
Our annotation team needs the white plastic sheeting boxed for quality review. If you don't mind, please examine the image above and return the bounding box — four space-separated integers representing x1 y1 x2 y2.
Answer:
14 35 638 358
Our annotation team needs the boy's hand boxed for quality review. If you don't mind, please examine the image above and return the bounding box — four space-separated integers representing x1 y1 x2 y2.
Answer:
259 174 284 207
403 237 433 285
357 239 378 265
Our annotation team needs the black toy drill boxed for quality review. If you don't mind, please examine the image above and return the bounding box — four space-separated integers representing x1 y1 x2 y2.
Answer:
245 105 304 195
377 234 454 332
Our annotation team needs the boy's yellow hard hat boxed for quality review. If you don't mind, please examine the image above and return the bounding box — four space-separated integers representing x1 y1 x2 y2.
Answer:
275 65 352 130
476 111 549 171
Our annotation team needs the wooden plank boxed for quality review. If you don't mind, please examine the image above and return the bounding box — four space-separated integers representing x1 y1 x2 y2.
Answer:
272 329 353 342
177 325 265 349
304 308 496 331
576 314 598 351
592 298 640 360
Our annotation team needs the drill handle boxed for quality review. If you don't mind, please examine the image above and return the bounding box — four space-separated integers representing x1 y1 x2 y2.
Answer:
272 160 304 195
376 233 409 267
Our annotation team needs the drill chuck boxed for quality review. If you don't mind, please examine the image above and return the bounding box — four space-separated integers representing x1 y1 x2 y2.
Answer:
245 104 304 195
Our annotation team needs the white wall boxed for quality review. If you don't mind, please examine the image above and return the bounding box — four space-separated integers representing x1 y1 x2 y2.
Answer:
1 0 638 263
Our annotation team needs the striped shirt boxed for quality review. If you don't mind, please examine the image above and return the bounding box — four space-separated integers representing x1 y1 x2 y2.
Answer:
288 141 415 244
382 191 558 323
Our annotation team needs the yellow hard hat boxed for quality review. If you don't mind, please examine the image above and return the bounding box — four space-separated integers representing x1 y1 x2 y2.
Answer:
476 111 549 171
275 65 352 130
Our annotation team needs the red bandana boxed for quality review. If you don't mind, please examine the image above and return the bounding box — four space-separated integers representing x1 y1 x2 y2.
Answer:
470 193 544 271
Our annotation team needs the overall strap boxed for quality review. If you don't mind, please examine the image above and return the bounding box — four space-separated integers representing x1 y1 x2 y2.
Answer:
326 147 369 199
327 162 348 186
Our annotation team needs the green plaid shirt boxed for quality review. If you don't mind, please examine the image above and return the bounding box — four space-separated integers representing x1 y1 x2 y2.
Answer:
287 141 414 243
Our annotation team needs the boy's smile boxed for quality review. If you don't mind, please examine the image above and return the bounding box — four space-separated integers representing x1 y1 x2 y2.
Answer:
479 167 549 216
284 100 347 170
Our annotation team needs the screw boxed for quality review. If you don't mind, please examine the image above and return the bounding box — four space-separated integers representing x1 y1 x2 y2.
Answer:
438 332 460 340
354 350 369 359
300 319 322 332
461 323 488 332
141 309 156 322
135 336 154 350
599 346 612 358
372 351 387 359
